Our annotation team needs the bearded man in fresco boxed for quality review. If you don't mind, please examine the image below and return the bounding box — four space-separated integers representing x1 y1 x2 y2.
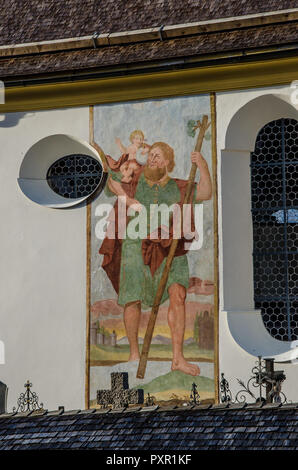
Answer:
99 141 212 376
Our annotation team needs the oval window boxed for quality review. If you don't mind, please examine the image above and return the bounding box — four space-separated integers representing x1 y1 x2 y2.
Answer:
47 154 103 199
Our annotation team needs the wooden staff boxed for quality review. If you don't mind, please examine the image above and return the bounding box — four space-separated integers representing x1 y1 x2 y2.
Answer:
136 114 211 379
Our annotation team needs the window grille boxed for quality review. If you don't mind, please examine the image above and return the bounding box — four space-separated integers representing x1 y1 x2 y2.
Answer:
47 154 103 199
250 118 298 341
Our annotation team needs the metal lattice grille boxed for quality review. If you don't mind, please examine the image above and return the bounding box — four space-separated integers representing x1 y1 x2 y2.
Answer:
251 118 298 341
47 154 103 199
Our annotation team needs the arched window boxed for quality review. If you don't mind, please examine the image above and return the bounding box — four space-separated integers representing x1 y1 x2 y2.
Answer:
250 118 298 341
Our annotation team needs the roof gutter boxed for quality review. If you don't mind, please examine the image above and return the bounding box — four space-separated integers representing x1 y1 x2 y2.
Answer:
0 8 298 58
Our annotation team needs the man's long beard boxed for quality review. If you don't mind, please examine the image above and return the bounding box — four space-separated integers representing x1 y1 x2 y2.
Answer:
144 165 167 183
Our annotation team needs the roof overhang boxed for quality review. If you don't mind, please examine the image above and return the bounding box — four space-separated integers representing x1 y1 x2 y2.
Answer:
0 8 297 58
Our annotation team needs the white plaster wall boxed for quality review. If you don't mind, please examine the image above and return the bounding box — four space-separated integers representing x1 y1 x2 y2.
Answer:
0 108 89 412
217 84 298 402
220 149 254 310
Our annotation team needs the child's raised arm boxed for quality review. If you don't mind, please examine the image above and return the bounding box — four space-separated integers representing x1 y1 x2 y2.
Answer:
115 137 127 154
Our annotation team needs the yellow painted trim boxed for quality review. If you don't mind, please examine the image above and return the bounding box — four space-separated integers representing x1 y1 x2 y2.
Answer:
85 105 94 410
210 92 220 404
1 56 298 113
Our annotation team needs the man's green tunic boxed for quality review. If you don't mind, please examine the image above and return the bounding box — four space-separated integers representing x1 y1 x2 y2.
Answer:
120 173 191 307
105 172 201 308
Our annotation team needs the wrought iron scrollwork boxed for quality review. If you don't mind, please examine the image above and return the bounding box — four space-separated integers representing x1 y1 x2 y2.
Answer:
220 373 233 403
235 357 267 404
13 380 44 413
145 393 156 407
189 383 200 406
220 357 287 405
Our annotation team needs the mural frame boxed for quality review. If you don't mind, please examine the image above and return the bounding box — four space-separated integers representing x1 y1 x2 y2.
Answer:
85 93 219 408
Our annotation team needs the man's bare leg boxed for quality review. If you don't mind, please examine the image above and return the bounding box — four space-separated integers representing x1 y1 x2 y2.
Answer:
124 300 141 361
168 283 200 376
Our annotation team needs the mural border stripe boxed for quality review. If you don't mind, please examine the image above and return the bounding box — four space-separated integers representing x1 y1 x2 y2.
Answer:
85 105 94 409
210 92 220 404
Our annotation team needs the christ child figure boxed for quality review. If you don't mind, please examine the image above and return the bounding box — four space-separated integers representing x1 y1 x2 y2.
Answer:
114 130 150 183
97 130 150 212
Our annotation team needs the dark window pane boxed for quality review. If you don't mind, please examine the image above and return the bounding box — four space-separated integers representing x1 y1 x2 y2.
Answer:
251 118 298 341
47 154 103 199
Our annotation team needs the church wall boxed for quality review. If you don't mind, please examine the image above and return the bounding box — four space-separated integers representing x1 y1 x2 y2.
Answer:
0 81 297 411
0 107 89 411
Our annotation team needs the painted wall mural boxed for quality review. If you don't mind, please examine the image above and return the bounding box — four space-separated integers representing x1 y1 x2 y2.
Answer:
89 95 216 407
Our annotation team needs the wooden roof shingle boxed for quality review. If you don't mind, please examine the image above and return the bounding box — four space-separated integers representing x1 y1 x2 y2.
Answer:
0 0 297 46
0 404 298 450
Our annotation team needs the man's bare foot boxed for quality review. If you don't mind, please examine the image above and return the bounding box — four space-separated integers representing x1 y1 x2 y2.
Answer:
128 353 140 362
171 358 200 376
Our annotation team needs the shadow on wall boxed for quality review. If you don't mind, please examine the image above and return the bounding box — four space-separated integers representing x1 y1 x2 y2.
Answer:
0 112 31 128
0 340 4 365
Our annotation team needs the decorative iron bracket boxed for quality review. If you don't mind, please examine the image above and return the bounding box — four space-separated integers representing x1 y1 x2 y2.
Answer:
220 357 287 405
189 382 200 406
145 393 156 407
13 380 44 413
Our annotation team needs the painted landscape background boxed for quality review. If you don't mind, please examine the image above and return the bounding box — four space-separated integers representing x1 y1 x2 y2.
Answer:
90 95 215 406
